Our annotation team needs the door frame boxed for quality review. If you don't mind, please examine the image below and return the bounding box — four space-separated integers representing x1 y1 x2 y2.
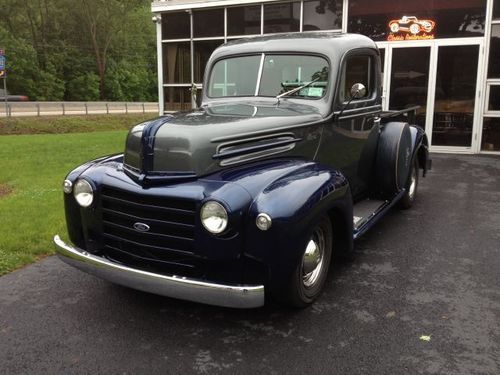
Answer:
377 37 485 154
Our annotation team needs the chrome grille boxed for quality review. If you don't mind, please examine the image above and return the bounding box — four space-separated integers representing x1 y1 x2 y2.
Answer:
100 185 198 274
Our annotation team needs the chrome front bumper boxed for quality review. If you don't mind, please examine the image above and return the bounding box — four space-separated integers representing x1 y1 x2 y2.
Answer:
53 235 265 308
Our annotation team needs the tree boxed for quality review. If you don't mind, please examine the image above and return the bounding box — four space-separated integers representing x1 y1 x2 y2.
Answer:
0 0 158 101
76 0 149 99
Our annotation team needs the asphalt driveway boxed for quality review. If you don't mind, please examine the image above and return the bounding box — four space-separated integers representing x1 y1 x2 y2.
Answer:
1 154 499 374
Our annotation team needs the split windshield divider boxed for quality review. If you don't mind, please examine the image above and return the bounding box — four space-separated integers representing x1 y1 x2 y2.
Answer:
254 53 265 96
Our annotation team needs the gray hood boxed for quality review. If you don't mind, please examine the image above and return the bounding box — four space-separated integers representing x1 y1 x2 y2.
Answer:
123 102 324 181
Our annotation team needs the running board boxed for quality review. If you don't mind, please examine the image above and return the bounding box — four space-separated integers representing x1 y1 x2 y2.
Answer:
353 190 406 240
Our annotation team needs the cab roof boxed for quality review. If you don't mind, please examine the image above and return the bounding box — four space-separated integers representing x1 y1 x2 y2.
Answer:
212 32 378 60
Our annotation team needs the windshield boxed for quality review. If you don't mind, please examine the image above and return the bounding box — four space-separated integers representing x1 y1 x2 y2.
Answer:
208 54 329 99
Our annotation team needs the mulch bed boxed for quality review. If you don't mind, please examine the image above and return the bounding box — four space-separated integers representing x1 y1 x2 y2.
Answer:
0 183 13 198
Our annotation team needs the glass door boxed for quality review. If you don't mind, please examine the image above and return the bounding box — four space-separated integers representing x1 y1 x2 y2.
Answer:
381 40 483 152
431 44 480 149
388 46 431 130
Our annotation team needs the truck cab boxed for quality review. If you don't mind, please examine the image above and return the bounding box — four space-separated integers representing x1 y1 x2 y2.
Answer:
54 33 430 308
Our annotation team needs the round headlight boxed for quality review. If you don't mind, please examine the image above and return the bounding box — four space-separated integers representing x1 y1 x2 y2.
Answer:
73 179 94 207
200 201 228 234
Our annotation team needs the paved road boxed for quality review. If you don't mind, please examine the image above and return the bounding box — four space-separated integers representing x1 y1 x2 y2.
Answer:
1 154 499 374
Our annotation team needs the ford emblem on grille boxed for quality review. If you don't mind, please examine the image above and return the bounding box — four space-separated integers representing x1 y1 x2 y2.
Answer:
133 222 150 232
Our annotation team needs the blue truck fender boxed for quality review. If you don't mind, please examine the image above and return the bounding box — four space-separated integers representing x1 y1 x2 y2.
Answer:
242 161 353 289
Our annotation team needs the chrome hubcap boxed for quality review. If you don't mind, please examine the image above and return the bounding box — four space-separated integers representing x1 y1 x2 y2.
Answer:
409 168 417 199
302 229 325 288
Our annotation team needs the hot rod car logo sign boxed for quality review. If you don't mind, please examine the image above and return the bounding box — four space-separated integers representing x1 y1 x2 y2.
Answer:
387 16 436 41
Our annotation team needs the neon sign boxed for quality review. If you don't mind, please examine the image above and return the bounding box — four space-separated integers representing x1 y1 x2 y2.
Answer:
387 16 436 41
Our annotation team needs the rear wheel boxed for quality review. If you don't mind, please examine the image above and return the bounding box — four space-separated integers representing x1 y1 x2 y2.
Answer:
281 215 332 308
410 23 421 34
399 159 419 209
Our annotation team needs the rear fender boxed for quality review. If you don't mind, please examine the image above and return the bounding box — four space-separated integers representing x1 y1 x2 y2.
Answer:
409 125 430 176
242 162 353 289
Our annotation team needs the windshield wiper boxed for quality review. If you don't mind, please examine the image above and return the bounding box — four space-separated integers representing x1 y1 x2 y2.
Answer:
276 77 321 101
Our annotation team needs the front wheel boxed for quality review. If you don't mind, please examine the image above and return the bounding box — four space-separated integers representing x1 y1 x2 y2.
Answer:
390 23 400 33
400 159 419 209
280 215 333 308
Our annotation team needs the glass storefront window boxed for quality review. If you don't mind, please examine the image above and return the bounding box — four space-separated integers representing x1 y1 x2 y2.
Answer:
432 45 479 147
389 47 430 128
348 0 486 41
193 40 223 83
193 9 224 38
162 12 190 40
494 0 500 20
164 87 192 112
227 5 261 36
264 2 300 34
303 0 342 31
487 85 500 111
482 117 500 151
163 42 191 84
488 25 500 78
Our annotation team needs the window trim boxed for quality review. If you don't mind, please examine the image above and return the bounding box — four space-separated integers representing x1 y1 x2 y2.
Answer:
335 48 380 108
485 81 500 115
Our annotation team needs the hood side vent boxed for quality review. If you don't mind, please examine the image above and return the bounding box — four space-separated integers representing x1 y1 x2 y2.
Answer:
213 133 302 166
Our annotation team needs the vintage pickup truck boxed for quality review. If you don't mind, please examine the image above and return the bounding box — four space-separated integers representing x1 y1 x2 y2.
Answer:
54 32 430 308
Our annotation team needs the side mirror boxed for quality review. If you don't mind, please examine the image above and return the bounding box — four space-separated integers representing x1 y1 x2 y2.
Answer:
337 83 368 120
350 83 367 100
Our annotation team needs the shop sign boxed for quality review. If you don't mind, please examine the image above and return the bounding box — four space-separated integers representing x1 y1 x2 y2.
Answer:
387 16 436 41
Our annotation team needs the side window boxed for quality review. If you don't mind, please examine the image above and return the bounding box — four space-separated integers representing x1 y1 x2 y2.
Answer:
339 55 374 102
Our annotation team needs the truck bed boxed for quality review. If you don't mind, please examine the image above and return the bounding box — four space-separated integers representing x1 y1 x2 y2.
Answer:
380 106 420 125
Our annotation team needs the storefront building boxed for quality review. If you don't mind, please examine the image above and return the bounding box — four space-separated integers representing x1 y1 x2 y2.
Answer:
151 0 500 154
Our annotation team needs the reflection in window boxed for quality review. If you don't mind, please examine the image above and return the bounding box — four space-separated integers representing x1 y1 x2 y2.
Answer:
303 0 342 31
164 87 191 112
494 0 500 20
259 55 329 98
163 43 191 84
432 45 479 147
209 56 261 97
193 9 224 37
162 12 190 39
488 86 500 111
488 25 500 78
482 117 500 151
227 5 261 36
264 2 300 34
389 47 430 128
348 0 486 41
340 55 373 101
208 55 329 99
194 40 223 83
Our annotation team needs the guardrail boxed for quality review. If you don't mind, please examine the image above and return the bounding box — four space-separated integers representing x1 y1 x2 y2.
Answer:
0 101 159 117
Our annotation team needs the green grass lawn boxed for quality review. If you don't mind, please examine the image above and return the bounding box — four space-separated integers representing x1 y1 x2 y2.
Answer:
0 114 152 135
0 130 128 275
